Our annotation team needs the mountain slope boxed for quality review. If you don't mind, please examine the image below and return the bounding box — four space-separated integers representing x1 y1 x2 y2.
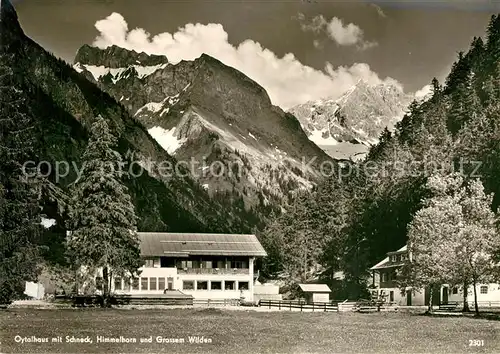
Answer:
73 46 335 209
289 80 412 160
1 0 251 233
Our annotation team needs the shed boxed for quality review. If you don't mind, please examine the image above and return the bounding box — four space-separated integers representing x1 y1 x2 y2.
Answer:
298 283 331 303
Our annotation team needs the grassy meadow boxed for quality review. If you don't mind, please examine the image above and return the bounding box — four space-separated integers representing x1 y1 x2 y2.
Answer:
1 308 499 353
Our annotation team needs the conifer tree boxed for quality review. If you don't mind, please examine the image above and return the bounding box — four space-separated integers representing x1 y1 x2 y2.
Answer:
486 14 500 62
431 77 442 96
67 115 142 306
0 59 43 305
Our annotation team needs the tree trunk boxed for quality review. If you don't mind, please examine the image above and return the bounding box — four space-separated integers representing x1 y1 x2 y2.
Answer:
472 276 479 315
462 279 470 312
427 286 434 314
73 268 79 295
102 266 110 308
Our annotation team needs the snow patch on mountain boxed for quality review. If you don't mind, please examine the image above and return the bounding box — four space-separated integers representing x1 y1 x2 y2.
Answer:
309 128 338 146
135 101 165 116
148 126 186 154
160 108 170 117
74 63 168 83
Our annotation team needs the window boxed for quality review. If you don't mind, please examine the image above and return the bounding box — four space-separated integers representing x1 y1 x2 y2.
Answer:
122 278 131 291
389 291 394 302
158 277 165 291
204 261 213 269
232 260 247 269
480 286 488 294
144 259 154 268
390 255 397 262
114 277 122 291
95 277 103 291
180 260 193 269
381 273 387 282
150 277 157 291
141 277 148 291
132 278 139 290
197 281 208 290
452 287 458 294
216 260 225 269
183 281 194 290
225 281 235 290
238 281 249 290
211 281 222 290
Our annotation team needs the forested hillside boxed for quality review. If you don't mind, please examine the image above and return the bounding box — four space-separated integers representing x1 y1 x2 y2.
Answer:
259 14 500 299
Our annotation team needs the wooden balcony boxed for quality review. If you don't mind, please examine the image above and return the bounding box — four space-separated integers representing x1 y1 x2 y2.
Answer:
176 268 250 275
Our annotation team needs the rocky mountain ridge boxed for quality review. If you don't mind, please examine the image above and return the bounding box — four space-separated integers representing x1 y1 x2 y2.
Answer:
289 80 413 160
73 45 335 209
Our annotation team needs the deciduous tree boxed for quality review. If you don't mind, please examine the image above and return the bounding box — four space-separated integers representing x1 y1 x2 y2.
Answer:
401 174 500 314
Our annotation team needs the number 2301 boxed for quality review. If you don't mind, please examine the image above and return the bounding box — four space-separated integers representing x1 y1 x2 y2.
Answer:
469 339 484 347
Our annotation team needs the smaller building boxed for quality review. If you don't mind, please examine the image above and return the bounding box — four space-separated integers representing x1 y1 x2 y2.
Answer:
298 283 331 303
369 245 426 305
370 245 500 306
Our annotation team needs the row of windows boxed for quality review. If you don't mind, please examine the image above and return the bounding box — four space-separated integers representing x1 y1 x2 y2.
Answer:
377 286 491 299
96 277 249 291
96 277 173 291
182 280 248 291
177 260 247 269
452 286 489 294
143 258 248 269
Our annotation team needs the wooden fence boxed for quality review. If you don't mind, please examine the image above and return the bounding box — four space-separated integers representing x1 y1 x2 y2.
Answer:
258 299 339 312
258 299 400 313
452 301 500 308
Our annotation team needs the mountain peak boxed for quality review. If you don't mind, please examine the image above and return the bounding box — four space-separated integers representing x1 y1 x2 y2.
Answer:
289 80 413 159
193 52 272 103
0 0 15 20
74 44 169 68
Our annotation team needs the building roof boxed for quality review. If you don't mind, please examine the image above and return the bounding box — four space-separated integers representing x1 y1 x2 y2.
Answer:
298 283 331 293
138 232 267 257
370 245 407 270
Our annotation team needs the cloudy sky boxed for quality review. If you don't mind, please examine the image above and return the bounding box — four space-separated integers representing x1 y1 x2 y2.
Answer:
12 0 500 109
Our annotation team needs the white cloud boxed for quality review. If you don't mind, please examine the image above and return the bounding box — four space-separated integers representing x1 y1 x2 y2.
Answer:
92 13 399 110
326 17 364 46
298 14 377 50
414 84 433 101
371 4 387 18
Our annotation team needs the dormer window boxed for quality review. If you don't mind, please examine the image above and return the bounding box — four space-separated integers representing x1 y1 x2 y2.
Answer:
390 255 397 262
